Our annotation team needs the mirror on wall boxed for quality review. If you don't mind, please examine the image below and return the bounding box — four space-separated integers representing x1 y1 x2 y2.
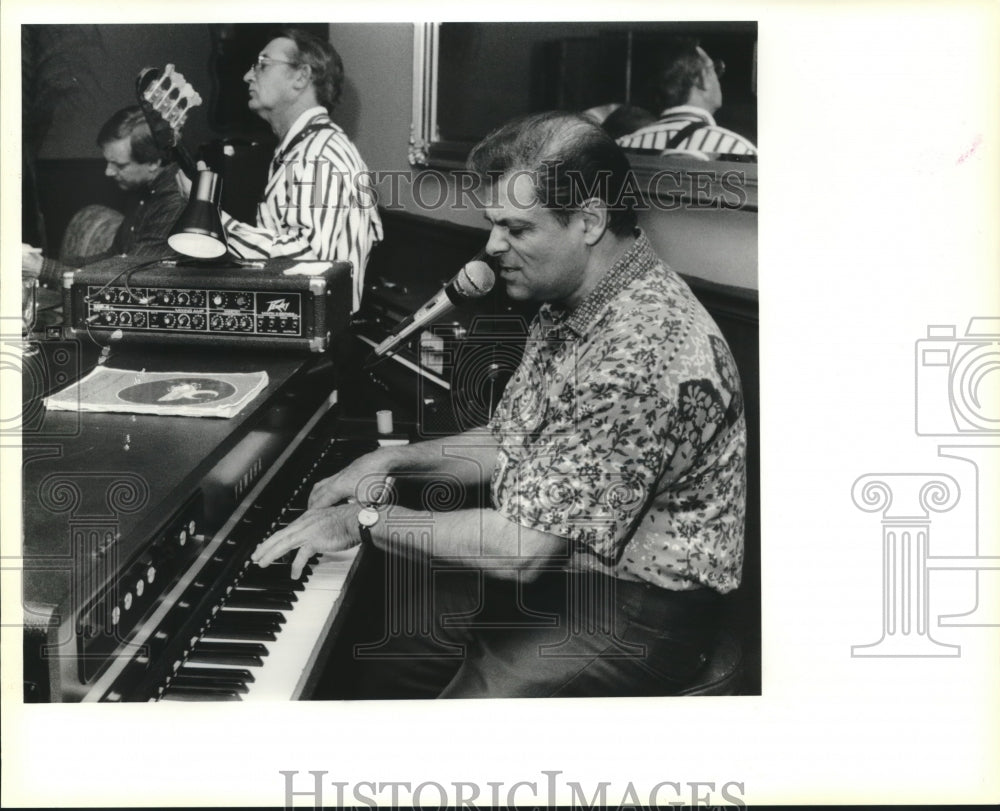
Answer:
410 22 758 210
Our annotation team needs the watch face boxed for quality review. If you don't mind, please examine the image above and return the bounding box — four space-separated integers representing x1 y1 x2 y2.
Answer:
358 506 380 528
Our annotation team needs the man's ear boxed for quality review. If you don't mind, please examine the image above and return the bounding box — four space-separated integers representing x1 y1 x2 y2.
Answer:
292 63 313 92
691 55 711 93
578 197 610 245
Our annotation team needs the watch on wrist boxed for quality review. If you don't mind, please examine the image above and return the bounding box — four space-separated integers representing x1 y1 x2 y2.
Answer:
357 505 380 545
356 476 394 545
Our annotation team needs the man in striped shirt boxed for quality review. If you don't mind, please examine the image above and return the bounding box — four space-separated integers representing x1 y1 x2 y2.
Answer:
223 28 383 312
616 38 757 159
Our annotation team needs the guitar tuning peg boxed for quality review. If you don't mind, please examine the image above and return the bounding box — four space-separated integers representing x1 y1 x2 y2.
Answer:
145 64 179 107
142 63 203 134
161 82 203 129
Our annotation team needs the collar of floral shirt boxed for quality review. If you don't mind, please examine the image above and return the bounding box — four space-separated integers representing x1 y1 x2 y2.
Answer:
539 229 660 339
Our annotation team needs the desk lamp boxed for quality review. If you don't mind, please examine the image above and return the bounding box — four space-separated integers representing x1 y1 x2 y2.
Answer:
168 169 229 259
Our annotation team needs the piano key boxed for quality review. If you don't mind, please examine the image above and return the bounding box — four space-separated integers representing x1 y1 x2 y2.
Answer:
231 585 300 603
244 561 314 582
216 608 287 626
237 549 360 701
178 665 255 683
160 685 243 701
225 591 297 610
239 569 309 588
273 552 320 569
188 641 267 667
170 674 250 694
212 612 285 632
201 625 278 642
80 438 380 703
238 572 307 591
243 564 312 583
153 552 360 701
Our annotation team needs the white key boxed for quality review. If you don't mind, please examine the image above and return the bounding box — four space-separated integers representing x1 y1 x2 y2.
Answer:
166 548 361 701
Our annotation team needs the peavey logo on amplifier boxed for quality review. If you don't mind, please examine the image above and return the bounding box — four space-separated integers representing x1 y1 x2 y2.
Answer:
264 297 292 314
63 258 353 354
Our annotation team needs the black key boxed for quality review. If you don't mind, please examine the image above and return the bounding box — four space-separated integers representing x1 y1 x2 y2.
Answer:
249 561 293 575
226 591 296 611
170 674 250 694
242 564 310 584
160 685 243 701
210 614 284 634
178 665 255 683
213 607 286 626
239 571 307 591
249 562 313 582
235 582 301 598
271 554 318 570
188 641 267 667
202 624 278 642
217 609 286 626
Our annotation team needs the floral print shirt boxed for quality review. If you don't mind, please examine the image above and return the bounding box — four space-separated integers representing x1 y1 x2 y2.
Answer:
489 232 746 593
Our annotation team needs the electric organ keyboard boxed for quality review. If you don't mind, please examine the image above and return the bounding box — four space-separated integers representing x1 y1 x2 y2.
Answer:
86 435 378 702
21 344 378 702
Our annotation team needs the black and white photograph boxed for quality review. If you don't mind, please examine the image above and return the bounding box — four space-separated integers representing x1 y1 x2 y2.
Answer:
15 17 760 705
2 2 997 809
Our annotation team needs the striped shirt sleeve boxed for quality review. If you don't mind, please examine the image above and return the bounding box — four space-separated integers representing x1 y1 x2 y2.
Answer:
222 126 382 312
618 112 757 157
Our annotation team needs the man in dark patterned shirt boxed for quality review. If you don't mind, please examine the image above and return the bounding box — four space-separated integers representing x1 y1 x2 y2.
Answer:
254 112 747 698
23 106 186 289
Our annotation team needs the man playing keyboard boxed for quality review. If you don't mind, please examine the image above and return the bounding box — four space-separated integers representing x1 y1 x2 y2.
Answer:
253 111 747 698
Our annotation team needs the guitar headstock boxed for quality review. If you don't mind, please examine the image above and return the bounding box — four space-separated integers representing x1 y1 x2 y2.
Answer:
136 65 202 176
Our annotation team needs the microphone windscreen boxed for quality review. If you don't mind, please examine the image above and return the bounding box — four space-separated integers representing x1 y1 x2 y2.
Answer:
455 260 496 298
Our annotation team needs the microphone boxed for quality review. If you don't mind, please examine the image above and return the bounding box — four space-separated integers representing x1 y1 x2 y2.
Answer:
366 259 495 364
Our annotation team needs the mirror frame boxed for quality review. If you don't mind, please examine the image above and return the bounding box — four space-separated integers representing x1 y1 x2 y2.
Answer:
409 23 757 212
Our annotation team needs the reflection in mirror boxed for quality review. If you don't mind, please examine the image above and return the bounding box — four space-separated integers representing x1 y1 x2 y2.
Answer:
411 22 757 170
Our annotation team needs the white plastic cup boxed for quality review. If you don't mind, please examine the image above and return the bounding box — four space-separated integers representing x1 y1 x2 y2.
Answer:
376 409 394 435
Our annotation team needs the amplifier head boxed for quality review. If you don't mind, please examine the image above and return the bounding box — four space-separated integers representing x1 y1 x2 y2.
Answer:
63 257 352 353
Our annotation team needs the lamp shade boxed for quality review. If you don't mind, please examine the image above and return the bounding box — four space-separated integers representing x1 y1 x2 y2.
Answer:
169 169 229 259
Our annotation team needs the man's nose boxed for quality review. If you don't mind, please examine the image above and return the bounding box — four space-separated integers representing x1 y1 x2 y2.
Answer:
104 164 116 178
243 67 254 84
485 227 508 257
